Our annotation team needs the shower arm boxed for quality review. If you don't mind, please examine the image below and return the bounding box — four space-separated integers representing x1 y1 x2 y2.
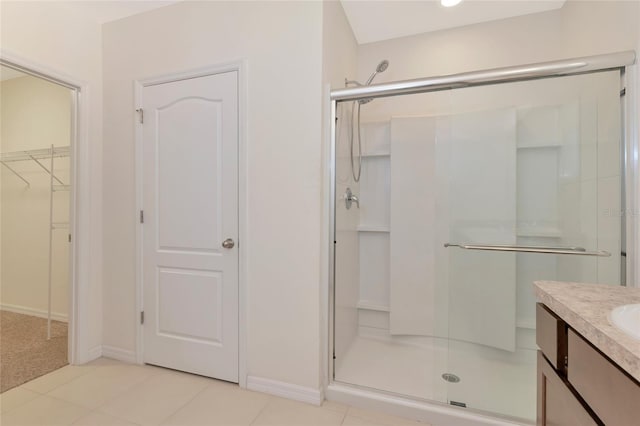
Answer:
445 243 611 257
344 79 363 87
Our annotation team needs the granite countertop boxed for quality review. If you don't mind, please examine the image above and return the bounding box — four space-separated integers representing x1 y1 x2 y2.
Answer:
534 280 640 383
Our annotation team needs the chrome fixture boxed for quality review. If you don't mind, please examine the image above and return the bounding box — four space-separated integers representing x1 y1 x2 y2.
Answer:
442 373 461 383
365 60 390 86
332 51 635 102
444 243 611 257
345 187 359 210
222 238 235 249
343 60 390 182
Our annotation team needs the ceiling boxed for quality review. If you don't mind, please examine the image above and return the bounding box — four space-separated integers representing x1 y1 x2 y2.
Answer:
340 0 566 44
11 1 565 44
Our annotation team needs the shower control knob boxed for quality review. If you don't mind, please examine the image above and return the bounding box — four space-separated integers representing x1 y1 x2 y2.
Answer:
345 188 360 210
222 238 235 249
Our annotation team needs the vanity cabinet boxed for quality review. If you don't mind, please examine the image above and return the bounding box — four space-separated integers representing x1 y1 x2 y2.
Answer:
537 351 598 426
536 303 640 426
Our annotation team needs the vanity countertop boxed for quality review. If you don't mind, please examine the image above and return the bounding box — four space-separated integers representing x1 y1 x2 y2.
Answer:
534 280 640 383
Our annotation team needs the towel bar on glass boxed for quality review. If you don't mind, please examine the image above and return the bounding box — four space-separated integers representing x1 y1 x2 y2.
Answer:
444 243 610 257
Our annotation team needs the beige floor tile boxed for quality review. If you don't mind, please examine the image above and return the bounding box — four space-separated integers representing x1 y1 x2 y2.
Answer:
23 364 98 394
162 383 270 426
85 357 127 367
322 400 349 414
48 364 156 409
341 415 388 426
251 397 345 426
98 371 210 425
347 407 425 426
72 410 139 425
141 364 217 382
0 395 89 426
0 386 40 413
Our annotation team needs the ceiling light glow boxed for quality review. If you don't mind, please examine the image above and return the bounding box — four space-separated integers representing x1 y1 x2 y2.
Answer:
441 0 463 7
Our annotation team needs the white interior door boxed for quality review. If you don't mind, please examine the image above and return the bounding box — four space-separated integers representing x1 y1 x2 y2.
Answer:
141 71 238 382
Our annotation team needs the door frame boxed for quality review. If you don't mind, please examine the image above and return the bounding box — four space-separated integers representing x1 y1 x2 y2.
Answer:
134 60 247 387
0 50 91 364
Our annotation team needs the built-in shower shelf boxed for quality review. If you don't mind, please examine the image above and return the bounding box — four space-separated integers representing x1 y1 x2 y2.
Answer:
517 142 562 150
516 228 563 238
361 151 390 158
358 225 390 232
517 319 536 330
357 301 390 312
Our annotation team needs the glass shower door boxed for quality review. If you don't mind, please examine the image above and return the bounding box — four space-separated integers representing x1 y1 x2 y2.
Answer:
332 67 623 424
332 96 452 405
441 70 622 420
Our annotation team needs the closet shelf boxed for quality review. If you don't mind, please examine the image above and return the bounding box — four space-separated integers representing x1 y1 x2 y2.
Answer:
0 146 70 163
0 146 70 188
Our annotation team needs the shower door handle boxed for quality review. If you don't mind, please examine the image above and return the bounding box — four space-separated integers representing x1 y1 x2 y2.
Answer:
444 243 610 257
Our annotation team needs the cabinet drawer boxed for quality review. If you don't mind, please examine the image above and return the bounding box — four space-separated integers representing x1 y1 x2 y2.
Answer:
536 303 567 373
568 329 640 426
537 351 599 426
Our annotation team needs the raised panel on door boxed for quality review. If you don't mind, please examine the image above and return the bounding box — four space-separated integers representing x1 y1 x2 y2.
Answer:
156 97 223 253
142 71 238 382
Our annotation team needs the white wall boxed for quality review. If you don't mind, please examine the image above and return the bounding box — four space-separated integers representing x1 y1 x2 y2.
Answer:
102 1 324 390
0 75 71 320
0 1 103 362
321 0 359 376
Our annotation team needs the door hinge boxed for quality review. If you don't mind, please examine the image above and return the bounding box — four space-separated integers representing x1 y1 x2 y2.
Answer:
620 88 626 97
140 311 145 325
140 210 144 224
136 108 144 124
68 233 72 243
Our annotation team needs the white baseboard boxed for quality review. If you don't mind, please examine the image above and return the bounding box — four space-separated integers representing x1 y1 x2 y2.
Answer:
247 376 324 406
87 345 103 361
101 345 137 364
1 303 68 322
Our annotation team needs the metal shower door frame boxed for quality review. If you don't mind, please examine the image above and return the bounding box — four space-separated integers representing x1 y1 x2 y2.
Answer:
327 50 638 397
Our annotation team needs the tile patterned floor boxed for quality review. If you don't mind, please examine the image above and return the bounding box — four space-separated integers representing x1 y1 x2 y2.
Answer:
0 358 428 426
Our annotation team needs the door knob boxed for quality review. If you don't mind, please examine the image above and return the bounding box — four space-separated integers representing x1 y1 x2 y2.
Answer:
222 238 235 249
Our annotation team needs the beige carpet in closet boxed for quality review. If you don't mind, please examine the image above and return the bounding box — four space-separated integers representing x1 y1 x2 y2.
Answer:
0 310 68 392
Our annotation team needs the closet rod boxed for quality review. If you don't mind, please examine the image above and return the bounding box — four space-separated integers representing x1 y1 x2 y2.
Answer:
0 146 69 187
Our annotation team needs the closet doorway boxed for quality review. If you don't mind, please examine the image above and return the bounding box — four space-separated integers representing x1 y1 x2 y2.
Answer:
0 64 73 392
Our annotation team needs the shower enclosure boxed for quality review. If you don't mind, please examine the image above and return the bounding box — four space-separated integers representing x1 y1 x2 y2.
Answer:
329 52 636 423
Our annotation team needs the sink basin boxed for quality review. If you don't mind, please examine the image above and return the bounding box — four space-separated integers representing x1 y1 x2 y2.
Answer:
610 304 640 340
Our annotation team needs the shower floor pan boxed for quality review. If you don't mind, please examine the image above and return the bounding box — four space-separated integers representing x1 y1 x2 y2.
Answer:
334 335 536 422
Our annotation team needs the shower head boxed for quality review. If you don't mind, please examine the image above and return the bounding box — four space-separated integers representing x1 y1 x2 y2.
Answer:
365 59 390 85
376 60 389 73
